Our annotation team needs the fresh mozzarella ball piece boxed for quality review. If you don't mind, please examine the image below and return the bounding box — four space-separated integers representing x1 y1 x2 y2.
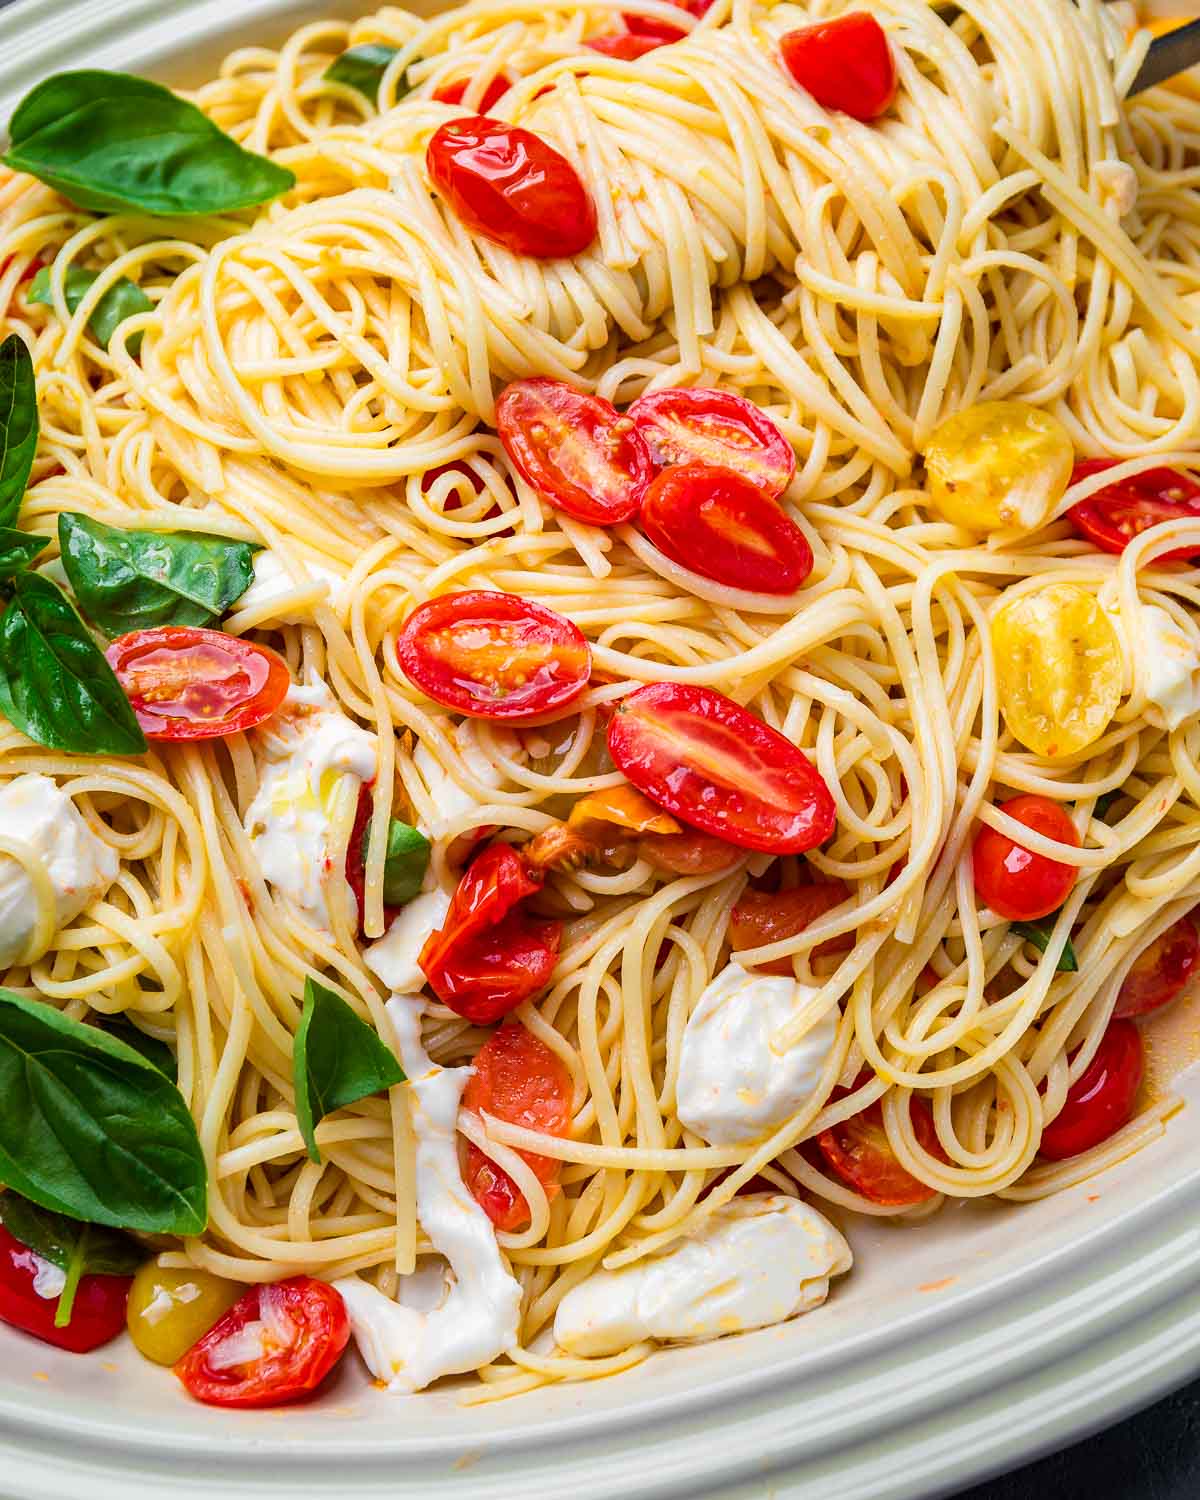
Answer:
11 1243 67 1301
676 964 838 1146
1101 591 1200 731
234 550 348 624
411 724 521 840
244 683 376 931
363 889 452 992
0 773 118 969
554 1195 851 1358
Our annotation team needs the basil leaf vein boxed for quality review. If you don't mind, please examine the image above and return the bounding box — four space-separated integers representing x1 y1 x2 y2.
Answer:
1010 912 1078 973
0 526 48 580
29 266 153 355
324 44 409 105
0 334 38 530
294 978 404 1164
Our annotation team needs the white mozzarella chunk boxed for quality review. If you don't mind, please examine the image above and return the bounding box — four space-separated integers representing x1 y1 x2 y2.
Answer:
676 963 838 1146
234 550 348 624
554 1195 851 1358
362 889 452 992
1103 590 1200 731
335 995 522 1391
411 725 519 840
10 1244 67 1301
0 773 118 969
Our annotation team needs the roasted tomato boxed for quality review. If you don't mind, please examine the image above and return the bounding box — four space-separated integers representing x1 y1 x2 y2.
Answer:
1067 459 1200 560
396 590 590 721
0 1224 131 1353
628 387 796 498
637 827 742 874
639 463 812 593
816 1090 944 1206
1039 1020 1143 1161
174 1277 349 1409
607 682 836 854
419 844 562 1023
106 626 290 741
972 794 1080 923
462 1023 573 1231
729 881 852 973
1114 916 1200 1019
426 116 597 259
585 31 666 57
624 0 713 41
496 378 654 525
923 401 1073 533
779 12 897 121
432 73 513 112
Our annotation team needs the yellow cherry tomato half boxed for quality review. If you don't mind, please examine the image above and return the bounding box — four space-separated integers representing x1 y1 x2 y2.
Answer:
991 582 1122 758
923 401 1073 533
126 1262 243 1366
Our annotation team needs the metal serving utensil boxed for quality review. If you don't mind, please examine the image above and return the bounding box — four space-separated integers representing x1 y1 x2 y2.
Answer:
1130 15 1200 94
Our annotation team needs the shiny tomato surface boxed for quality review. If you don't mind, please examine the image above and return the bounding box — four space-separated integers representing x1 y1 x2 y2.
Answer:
971 794 1079 923
1114 916 1200 1019
432 73 512 112
0 1225 131 1353
106 626 290 741
426 116 597 259
624 0 713 42
780 13 897 121
729 881 852 973
1067 459 1200 560
628 387 795 498
816 1093 943 1206
1039 1021 1143 1161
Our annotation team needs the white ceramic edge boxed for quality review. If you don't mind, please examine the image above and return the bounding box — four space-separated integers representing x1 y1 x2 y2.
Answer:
0 1 1199 1495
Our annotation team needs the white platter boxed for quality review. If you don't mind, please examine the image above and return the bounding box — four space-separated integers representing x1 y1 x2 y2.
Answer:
2 1 1200 1495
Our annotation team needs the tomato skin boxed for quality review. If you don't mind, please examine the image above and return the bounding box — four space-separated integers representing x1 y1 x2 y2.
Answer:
1114 916 1200 1019
432 74 512 113
624 0 713 42
174 1277 349 1409
638 828 741 874
972 795 1079 924
1067 459 1200 560
639 463 813 594
426 116 597 259
628 388 796 499
106 626 290 741
586 31 666 57
462 1023 572 1231
607 682 837 854
497 378 654 526
396 590 591 721
730 882 852 973
0 1225 131 1353
1039 1021 1143 1162
816 1093 943 1206
780 13 897 122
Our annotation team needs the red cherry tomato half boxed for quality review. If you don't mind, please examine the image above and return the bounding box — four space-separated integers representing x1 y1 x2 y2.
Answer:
1039 1020 1143 1162
426 115 597 259
496 378 654 526
1067 459 1200 561
780 13 897 122
816 1093 943 1206
174 1276 349 1409
639 463 813 594
730 881 852 974
396 590 591 721
628 387 796 498
419 844 562 1023
624 0 713 42
586 31 666 57
972 794 1080 924
105 626 290 741
607 682 837 854
1114 915 1200 1019
432 73 513 113
0 1224 131 1353
462 1023 573 1231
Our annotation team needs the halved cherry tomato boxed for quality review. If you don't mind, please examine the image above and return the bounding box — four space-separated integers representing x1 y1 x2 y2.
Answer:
638 827 742 874
816 1091 944 1206
639 463 813 594
462 1022 573 1231
730 882 852 974
923 401 1073 533
780 13 897 122
497 378 653 526
624 0 713 42
1067 459 1200 560
174 1277 348 1409
1114 915 1200 1019
419 844 562 1023
426 116 597 259
608 683 836 854
1039 1020 1143 1161
628 388 796 498
586 31 665 57
972 794 1079 923
0 1224 131 1353
432 73 513 113
106 626 290 741
396 590 590 721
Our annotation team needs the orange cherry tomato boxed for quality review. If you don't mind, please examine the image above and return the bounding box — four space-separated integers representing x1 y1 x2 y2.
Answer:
396 590 591 721
496 378 654 526
971 794 1079 923
729 882 852 973
432 73 513 113
816 1089 944 1206
1067 459 1200 561
637 827 742 874
780 13 897 122
1114 916 1200 1019
462 1023 572 1231
1039 1020 1143 1161
624 0 713 42
639 463 813 593
607 682 837 854
105 626 290 741
586 31 666 57
628 387 796 498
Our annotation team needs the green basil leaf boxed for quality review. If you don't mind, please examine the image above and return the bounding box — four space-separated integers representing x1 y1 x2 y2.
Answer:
368 818 430 906
5 71 295 217
28 266 153 356
0 571 146 755
99 1017 177 1081
294 978 404 1164
0 1191 144 1329
0 334 38 530
1010 914 1078 973
0 990 206 1234
324 44 409 105
59 512 257 636
0 526 47 580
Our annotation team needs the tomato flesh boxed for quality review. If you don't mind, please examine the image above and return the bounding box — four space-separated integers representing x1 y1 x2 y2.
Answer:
780 13 897 122
426 116 597 259
1067 459 1200 560
497 378 654 526
638 828 742 874
106 626 290 741
174 1276 349 1409
396 590 591 721
624 0 713 42
586 31 666 57
432 74 512 113
730 882 852 973
1114 915 1200 1019
972 794 1079 923
817 1093 943 1206
628 387 795 498
1039 1021 1143 1161
0 1224 131 1353
608 682 836 854
462 1023 572 1231
639 463 812 594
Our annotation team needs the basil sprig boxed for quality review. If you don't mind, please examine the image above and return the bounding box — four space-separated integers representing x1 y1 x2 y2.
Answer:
294 978 405 1164
5 71 295 217
0 334 38 528
28 266 153 355
0 990 206 1234
1010 911 1078 973
324 44 410 105
371 818 431 906
59 512 257 636
0 1191 143 1327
